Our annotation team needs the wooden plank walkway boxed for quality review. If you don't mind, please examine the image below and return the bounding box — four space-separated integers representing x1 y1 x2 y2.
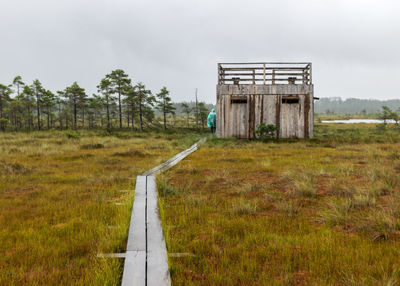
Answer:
121 138 206 286
142 137 207 176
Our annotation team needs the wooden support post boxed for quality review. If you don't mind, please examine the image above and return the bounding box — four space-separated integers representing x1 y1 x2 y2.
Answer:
218 64 221 84
263 64 266 84
272 70 275 85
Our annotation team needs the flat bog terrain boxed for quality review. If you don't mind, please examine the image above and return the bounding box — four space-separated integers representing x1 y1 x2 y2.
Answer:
2 124 400 285
0 130 201 285
159 124 400 285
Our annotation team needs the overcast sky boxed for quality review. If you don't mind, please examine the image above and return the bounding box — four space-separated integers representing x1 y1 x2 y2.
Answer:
1 0 399 103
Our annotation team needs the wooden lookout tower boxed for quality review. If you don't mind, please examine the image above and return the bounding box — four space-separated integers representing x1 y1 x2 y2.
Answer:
216 62 314 139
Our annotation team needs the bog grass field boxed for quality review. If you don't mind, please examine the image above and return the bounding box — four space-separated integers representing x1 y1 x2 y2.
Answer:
159 124 400 285
1 124 400 285
0 129 202 285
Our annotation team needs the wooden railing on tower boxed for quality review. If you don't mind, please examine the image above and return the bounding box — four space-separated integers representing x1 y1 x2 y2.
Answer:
218 62 312 85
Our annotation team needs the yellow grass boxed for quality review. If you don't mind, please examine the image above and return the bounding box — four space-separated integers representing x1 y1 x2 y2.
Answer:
0 130 201 285
159 124 400 285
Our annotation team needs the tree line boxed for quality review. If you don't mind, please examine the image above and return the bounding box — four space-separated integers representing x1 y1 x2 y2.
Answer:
0 69 179 131
315 97 400 115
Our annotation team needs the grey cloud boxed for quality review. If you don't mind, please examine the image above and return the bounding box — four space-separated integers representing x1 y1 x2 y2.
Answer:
1 0 399 102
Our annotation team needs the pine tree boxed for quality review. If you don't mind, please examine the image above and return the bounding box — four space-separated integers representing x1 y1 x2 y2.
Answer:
198 102 209 129
181 102 192 127
42 90 56 129
31 79 44 130
87 95 102 129
64 82 86 129
106 69 131 128
20 85 35 130
124 85 138 129
12 76 24 97
0 84 12 131
136 82 154 132
97 78 115 130
156 87 175 130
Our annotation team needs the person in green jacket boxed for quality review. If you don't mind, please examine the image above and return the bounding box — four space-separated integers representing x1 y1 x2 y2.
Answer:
207 109 216 134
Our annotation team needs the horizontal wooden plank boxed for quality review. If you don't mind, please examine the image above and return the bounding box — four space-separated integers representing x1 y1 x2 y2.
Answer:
220 78 309 82
97 253 126 258
222 72 307 76
221 67 308 71
218 62 311 65
168 253 195 257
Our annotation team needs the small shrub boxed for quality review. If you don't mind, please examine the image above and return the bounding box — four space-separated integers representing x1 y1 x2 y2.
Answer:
351 193 376 209
288 173 317 198
65 131 80 139
366 208 398 241
0 118 8 131
275 200 301 217
376 123 387 133
318 198 352 226
235 183 262 195
112 149 146 157
389 151 400 160
231 201 257 215
158 178 178 197
80 143 104 150
327 179 354 197
255 123 277 141
297 181 317 198
0 160 32 175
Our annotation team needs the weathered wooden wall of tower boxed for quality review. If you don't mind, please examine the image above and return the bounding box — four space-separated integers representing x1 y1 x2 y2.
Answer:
216 63 314 139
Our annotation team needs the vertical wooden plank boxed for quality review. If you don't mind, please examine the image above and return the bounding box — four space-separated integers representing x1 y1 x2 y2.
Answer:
254 95 260 131
249 95 256 138
259 95 263 128
216 93 221 138
304 93 310 138
263 64 266 84
224 95 228 137
243 98 248 138
234 101 238 138
122 251 146 286
298 95 305 138
293 103 299 138
281 102 287 138
237 101 241 138
221 95 226 138
146 176 171 286
275 95 281 138
122 175 147 286
229 95 233 138
126 176 146 252
310 89 314 137
238 101 242 138
230 97 234 138
263 95 268 125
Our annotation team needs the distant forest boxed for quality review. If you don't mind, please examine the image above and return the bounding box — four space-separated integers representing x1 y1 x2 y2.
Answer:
315 97 400 115
0 71 214 131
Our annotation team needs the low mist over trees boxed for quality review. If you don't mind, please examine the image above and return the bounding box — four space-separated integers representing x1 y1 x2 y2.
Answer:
0 70 213 131
315 97 400 115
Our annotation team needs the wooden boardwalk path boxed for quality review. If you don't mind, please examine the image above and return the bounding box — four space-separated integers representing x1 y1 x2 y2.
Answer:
121 138 206 286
